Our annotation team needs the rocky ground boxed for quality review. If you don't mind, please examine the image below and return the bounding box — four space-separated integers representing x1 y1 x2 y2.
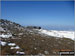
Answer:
0 19 74 55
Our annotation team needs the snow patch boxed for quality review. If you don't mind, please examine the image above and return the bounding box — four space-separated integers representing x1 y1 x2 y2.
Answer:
10 46 20 49
16 51 25 54
0 34 12 38
8 43 16 46
38 29 74 40
0 27 5 32
0 41 7 46
44 51 49 54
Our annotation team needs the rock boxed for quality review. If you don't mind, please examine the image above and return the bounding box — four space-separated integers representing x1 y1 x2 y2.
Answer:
26 26 41 29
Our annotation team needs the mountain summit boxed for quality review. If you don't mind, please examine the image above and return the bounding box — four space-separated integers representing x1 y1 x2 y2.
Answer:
0 19 74 55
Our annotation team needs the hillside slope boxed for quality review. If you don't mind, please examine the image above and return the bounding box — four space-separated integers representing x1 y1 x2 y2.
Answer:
0 19 74 55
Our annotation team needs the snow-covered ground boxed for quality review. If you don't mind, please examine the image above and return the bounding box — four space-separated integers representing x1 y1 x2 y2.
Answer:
10 46 20 49
8 43 16 46
0 41 7 46
0 40 20 49
0 34 12 38
16 51 25 54
38 29 74 40
0 27 5 32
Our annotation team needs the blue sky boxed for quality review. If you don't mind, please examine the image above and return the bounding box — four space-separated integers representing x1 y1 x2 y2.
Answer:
1 1 74 27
